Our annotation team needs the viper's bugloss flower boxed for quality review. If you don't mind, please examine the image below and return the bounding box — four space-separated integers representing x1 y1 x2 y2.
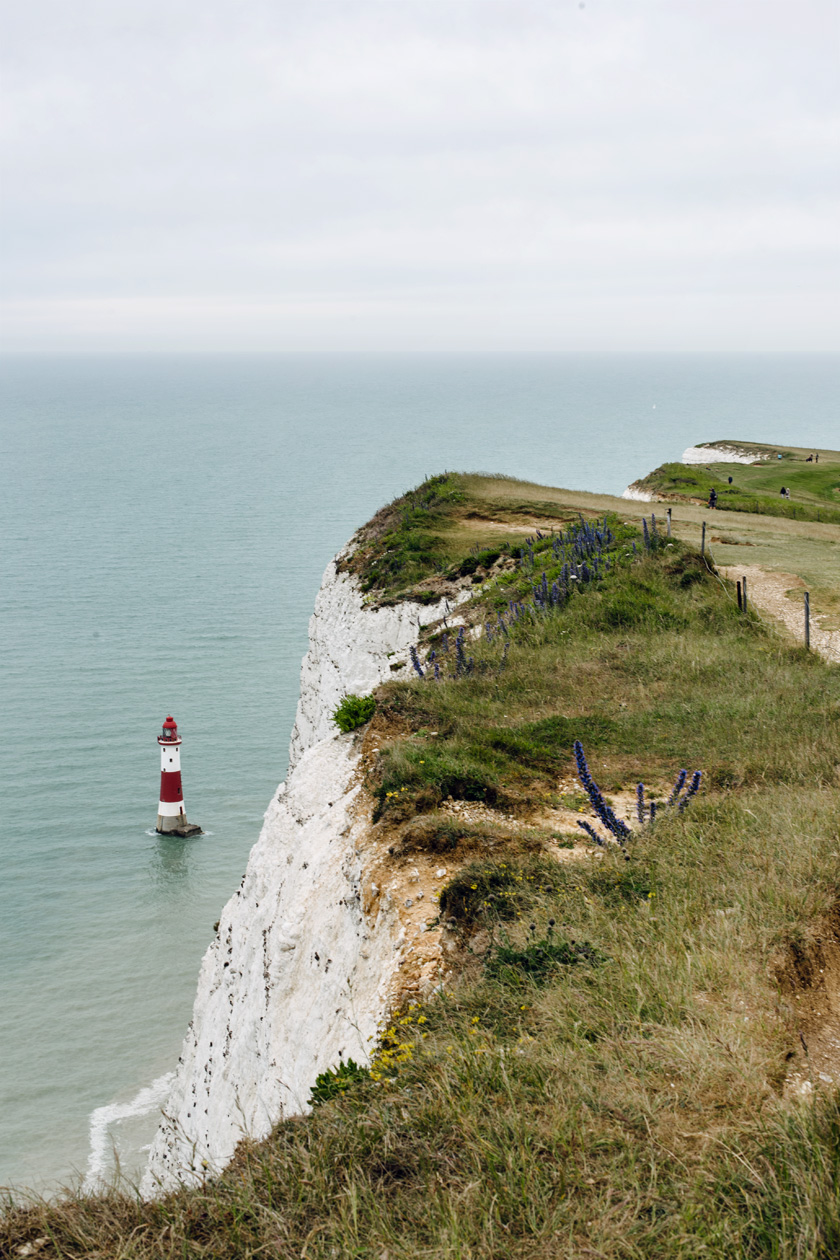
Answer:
577 818 605 846
574 740 632 841
455 627 468 676
410 645 424 678
668 769 687 806
636 782 646 824
604 804 632 839
678 770 702 812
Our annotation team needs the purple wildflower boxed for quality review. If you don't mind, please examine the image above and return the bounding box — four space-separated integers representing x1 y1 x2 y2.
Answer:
678 770 702 812
577 819 605 846
455 627 467 676
573 740 631 841
668 769 687 806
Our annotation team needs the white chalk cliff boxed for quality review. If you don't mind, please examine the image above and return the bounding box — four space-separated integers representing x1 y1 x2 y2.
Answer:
681 443 765 465
289 551 463 769
143 550 460 1194
621 485 657 502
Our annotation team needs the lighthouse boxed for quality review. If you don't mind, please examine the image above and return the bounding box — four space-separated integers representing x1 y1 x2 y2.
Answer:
156 716 202 836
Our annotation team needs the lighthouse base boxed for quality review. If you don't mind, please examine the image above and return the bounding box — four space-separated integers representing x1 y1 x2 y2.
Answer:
157 814 203 837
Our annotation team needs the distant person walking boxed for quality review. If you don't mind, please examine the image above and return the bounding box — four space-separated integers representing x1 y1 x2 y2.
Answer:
708 488 718 509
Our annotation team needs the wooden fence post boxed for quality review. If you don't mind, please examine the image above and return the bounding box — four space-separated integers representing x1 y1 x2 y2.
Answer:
701 520 706 557
667 508 672 537
736 580 742 612
805 592 810 649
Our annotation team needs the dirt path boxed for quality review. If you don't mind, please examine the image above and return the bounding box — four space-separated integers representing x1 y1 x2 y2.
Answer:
718 564 840 665
777 905 840 1100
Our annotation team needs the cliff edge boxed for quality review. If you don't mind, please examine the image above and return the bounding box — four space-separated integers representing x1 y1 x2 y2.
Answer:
143 549 460 1192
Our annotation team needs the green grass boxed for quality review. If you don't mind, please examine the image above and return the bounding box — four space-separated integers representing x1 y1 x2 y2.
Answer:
341 471 617 599
7 787 840 1256
5 486 840 1258
634 459 840 525
341 471 527 597
393 814 559 858
371 544 840 828
341 472 471 595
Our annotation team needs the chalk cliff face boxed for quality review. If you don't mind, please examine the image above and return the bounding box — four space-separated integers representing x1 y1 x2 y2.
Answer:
621 484 657 502
681 443 764 465
288 551 462 770
143 553 458 1193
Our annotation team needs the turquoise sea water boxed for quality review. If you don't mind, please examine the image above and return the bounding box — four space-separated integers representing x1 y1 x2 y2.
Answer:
1 353 837 1193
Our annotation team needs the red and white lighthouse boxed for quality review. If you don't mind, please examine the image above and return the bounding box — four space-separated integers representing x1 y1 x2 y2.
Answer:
156 716 202 836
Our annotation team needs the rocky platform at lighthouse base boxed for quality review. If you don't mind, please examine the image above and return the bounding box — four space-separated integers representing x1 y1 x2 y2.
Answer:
155 817 203 837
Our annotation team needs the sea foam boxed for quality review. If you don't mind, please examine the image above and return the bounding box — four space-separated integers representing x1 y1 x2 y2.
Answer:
83 1073 174 1192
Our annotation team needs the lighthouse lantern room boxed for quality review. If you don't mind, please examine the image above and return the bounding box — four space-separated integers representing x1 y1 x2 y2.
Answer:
156 716 202 836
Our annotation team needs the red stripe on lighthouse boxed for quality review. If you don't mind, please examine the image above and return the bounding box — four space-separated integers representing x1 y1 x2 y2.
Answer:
160 770 183 803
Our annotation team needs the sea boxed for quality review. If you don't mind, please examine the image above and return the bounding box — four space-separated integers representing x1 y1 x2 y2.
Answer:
1 352 837 1194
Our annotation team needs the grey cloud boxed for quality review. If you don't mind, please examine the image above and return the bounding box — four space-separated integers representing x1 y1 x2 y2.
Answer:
1 0 837 348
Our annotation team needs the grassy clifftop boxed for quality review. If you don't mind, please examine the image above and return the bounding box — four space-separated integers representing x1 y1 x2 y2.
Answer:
631 442 840 526
339 471 610 601
4 473 840 1259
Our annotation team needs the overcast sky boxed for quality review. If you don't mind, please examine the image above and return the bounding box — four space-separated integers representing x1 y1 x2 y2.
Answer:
1 0 838 351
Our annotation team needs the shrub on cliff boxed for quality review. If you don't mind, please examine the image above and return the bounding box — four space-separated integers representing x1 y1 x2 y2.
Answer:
332 693 376 733
309 1058 370 1106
